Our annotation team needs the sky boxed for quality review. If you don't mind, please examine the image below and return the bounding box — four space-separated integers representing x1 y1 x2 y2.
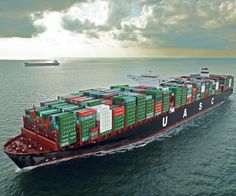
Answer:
0 0 236 59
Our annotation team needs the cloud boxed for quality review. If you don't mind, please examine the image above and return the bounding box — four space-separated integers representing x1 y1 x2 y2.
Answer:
0 0 84 37
0 0 236 58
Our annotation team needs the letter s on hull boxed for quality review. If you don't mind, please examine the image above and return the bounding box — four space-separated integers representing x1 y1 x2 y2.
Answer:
211 97 214 105
199 102 202 111
162 116 168 127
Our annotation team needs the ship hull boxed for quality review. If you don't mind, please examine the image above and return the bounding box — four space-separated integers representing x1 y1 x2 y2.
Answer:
25 63 59 67
5 89 233 169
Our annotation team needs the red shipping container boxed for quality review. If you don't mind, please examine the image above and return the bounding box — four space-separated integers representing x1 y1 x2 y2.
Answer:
155 103 162 112
134 86 152 89
29 111 36 120
112 106 125 114
103 93 116 99
72 96 92 104
77 109 96 117
187 97 192 102
113 111 125 117
90 127 99 133
90 135 98 140
65 96 81 103
102 100 112 106
192 88 197 95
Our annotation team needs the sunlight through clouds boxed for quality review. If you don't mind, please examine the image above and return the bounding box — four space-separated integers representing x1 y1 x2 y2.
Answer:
0 0 236 59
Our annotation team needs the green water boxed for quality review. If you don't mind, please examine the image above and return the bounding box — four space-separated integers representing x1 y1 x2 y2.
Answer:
0 58 236 195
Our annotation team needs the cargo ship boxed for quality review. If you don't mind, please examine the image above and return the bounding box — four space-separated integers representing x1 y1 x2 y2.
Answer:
24 60 59 67
3 68 234 169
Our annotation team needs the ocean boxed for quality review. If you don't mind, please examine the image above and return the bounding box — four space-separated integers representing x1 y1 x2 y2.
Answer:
0 58 235 196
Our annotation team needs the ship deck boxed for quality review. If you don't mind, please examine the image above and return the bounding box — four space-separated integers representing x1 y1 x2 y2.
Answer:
4 135 49 155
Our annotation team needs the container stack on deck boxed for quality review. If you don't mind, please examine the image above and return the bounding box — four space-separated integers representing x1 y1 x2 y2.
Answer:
135 94 146 122
112 96 136 127
187 84 192 103
162 88 170 112
89 105 112 136
57 113 76 147
170 86 182 108
22 73 234 149
76 109 96 143
111 106 125 131
145 95 154 119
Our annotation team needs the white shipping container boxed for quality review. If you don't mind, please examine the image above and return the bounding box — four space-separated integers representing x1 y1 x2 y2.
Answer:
201 85 206 93
97 110 112 133
229 78 232 87
88 104 110 112
215 81 219 90
187 84 192 88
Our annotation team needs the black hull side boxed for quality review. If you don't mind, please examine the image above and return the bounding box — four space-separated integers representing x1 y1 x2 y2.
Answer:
7 89 233 169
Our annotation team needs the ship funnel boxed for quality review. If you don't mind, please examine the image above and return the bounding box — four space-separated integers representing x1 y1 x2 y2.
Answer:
200 67 210 77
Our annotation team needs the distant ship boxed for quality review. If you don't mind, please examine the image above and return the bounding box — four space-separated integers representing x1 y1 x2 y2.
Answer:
24 60 60 67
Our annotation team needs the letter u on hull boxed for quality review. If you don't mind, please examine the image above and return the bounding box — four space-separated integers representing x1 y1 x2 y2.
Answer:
162 116 168 127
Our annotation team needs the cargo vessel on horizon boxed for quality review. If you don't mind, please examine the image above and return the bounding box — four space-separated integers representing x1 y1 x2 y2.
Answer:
3 68 234 169
24 60 59 67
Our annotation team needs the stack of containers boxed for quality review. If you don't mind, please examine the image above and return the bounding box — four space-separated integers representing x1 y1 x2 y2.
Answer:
56 105 80 112
212 78 220 93
162 88 170 112
181 85 187 105
224 77 229 89
81 99 102 107
76 109 96 142
208 80 214 95
112 96 136 127
110 85 129 90
143 89 163 116
187 84 192 103
57 113 76 147
145 95 154 119
36 108 59 128
200 81 206 98
40 99 58 107
25 108 36 122
205 80 210 97
191 83 197 102
230 76 234 88
195 82 202 100
69 96 93 105
89 127 99 141
130 88 145 94
170 85 182 108
58 92 84 101
135 95 146 122
111 105 125 131
48 101 68 109
102 99 113 106
48 112 66 131
154 89 163 115
89 104 112 136
102 93 117 99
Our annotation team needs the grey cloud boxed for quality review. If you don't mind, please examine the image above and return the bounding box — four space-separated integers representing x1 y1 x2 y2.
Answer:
0 0 86 38
112 0 236 51
63 18 96 33
106 0 132 28
62 0 133 38
86 31 99 39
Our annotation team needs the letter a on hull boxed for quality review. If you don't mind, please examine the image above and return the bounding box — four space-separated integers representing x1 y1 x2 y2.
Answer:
183 108 187 118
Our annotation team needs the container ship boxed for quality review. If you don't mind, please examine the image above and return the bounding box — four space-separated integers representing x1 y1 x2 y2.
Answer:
24 60 59 67
3 68 234 169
